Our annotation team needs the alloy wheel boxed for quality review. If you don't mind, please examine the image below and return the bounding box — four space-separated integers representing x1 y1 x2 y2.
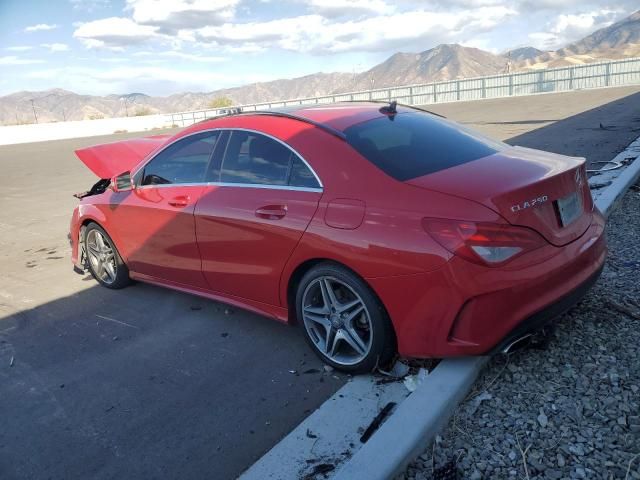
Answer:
86 229 117 285
301 276 373 366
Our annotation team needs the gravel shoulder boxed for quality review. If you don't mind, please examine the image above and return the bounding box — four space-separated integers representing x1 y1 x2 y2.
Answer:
403 182 640 480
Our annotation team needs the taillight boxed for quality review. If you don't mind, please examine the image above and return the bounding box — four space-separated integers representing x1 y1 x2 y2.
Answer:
422 218 547 266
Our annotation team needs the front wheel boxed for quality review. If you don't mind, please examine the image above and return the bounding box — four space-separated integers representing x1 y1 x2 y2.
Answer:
84 223 131 289
296 263 396 373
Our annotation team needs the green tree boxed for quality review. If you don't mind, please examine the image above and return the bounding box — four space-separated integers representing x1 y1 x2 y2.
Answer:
207 96 233 109
134 107 152 116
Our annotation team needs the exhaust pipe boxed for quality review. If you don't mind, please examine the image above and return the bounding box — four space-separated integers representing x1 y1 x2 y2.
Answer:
501 333 533 354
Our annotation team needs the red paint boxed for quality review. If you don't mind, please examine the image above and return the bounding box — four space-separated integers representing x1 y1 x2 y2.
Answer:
70 104 607 358
325 199 366 229
75 134 171 178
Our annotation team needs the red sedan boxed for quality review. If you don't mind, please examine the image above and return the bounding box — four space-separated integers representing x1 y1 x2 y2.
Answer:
70 102 606 372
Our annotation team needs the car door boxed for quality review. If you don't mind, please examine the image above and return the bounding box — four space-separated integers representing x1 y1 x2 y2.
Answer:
110 130 221 288
194 129 323 306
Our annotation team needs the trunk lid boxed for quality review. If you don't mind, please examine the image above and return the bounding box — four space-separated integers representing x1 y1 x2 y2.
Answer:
74 134 171 179
406 146 593 246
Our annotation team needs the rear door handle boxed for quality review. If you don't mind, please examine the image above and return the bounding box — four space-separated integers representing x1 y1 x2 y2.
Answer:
255 205 287 220
168 195 190 208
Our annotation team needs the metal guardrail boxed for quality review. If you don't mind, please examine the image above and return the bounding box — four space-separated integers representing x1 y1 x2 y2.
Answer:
167 57 640 127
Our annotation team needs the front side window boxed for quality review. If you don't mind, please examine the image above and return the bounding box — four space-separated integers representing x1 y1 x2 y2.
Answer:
141 131 219 185
219 131 320 189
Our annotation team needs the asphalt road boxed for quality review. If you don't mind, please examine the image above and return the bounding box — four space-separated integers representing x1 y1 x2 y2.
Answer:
1 85 639 480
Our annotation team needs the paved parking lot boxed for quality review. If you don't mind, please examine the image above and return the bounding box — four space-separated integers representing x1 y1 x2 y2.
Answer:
1 85 639 479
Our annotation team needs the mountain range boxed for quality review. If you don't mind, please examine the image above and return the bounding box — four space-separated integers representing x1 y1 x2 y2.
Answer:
1 10 639 125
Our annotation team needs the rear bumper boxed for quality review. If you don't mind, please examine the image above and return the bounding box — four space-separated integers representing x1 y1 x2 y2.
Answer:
488 263 603 354
369 209 607 358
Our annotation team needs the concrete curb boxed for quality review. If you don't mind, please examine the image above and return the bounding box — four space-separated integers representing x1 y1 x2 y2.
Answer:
240 375 408 480
333 358 488 480
589 135 640 216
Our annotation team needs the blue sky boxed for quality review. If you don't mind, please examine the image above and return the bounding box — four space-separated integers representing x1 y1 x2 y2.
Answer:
0 0 637 96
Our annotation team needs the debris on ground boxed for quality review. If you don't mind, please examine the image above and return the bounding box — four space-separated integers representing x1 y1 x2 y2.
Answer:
360 401 397 443
302 462 335 479
378 359 411 378
403 368 430 392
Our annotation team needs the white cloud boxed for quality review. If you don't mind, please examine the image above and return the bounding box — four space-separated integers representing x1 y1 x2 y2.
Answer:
24 23 59 33
308 0 395 18
5 46 33 52
0 56 45 65
528 9 620 49
73 17 159 50
160 51 227 62
196 7 516 54
69 0 110 11
41 43 70 52
126 0 239 31
24 65 244 96
130 49 227 62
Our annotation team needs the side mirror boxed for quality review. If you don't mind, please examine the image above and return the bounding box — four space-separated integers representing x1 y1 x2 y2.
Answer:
110 171 134 192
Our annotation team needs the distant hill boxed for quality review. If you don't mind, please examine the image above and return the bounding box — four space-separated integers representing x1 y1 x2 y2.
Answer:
1 9 639 125
563 10 640 55
344 44 508 90
519 10 640 70
504 47 546 62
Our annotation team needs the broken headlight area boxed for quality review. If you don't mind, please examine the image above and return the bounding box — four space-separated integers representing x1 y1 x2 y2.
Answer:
74 178 110 199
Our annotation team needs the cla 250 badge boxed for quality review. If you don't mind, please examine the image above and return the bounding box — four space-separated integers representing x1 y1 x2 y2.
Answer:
511 195 548 213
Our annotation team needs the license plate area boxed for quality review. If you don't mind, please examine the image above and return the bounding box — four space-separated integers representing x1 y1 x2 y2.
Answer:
556 191 582 227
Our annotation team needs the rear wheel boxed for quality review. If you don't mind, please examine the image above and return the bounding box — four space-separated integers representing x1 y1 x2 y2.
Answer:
296 263 395 373
84 223 131 289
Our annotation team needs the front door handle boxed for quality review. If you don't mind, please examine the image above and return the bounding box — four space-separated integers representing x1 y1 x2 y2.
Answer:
255 205 287 220
168 195 190 208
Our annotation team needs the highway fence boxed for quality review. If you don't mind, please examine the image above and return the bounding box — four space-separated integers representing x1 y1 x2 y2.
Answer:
167 56 640 127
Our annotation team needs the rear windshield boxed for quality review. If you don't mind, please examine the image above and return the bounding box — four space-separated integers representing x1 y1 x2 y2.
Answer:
344 111 506 181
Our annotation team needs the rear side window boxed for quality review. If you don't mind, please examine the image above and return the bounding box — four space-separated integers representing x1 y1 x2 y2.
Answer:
344 112 506 181
142 131 219 185
219 131 320 189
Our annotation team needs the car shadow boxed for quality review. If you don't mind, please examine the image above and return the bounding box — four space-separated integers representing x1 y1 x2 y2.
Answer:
504 91 640 167
0 277 343 480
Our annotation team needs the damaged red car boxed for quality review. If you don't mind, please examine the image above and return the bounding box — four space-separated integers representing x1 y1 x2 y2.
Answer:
70 102 607 372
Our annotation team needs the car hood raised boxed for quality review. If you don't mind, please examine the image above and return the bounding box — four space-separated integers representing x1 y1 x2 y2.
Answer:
74 134 171 179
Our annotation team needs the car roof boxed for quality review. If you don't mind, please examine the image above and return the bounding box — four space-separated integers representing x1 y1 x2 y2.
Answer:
187 102 444 143
267 102 417 132
206 102 439 137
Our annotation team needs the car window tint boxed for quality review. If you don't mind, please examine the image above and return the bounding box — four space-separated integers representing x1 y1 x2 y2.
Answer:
289 157 320 188
221 131 292 186
344 112 507 181
204 130 230 182
142 131 219 185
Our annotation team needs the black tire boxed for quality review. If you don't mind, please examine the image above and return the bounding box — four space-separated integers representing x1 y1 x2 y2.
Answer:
296 262 396 373
84 222 131 289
